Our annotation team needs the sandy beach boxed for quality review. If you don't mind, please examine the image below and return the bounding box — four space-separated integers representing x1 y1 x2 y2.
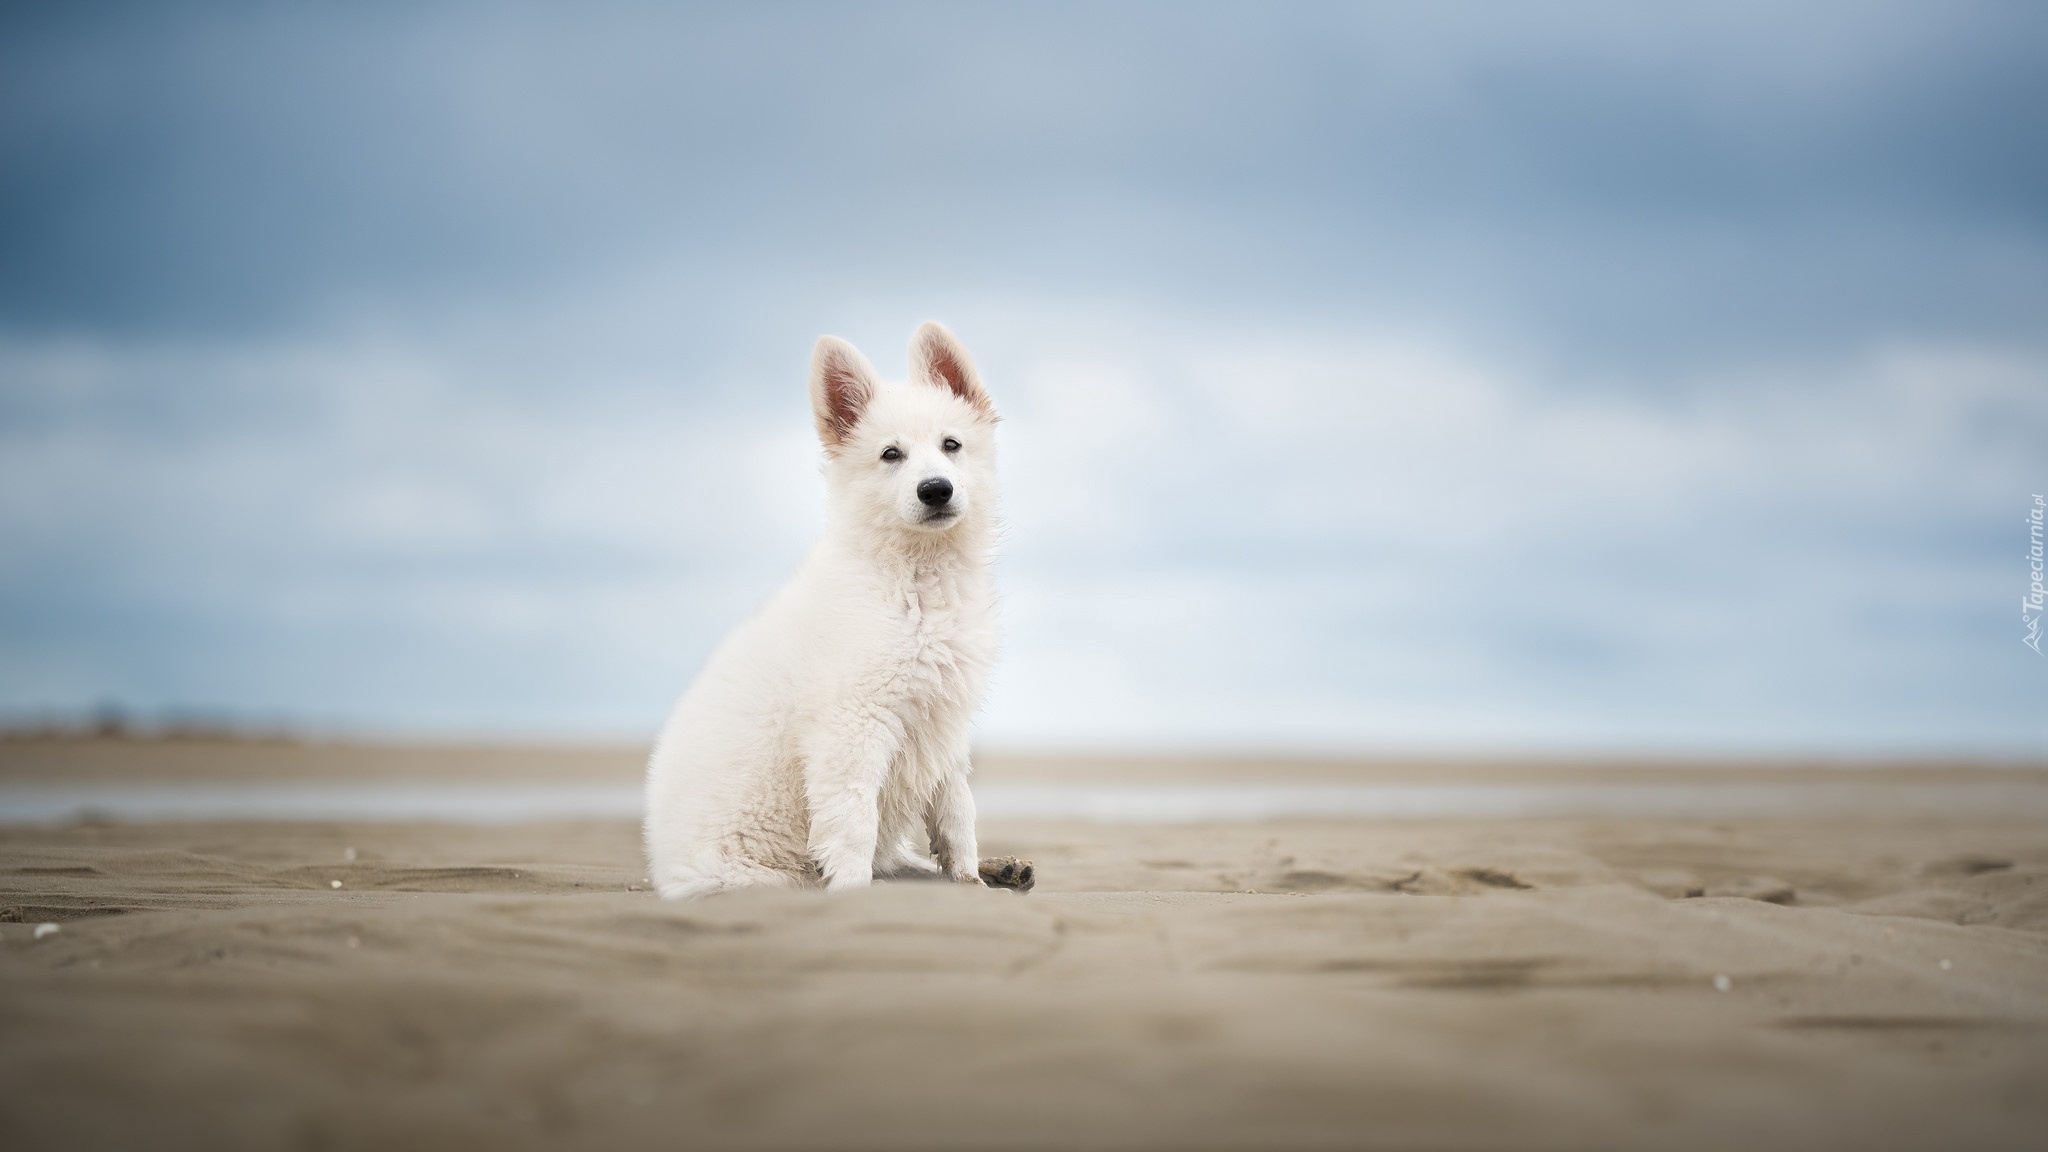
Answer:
2 738 2045 1150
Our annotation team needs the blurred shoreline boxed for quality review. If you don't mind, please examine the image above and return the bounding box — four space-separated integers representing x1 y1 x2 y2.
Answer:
2 730 2041 786
3 733 2043 827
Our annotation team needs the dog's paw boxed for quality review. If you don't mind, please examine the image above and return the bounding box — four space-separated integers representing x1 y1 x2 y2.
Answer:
977 856 1035 893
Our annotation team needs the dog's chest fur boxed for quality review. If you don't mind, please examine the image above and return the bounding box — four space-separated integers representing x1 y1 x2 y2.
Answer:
874 561 993 724
847 559 994 801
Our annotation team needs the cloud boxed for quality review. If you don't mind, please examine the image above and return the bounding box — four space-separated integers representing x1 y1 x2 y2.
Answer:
984 320 2046 751
0 326 824 733
1 3 2043 750
4 307 2038 750
4 4 2043 359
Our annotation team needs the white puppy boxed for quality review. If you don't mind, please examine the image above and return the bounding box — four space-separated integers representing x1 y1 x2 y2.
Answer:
644 322 1001 898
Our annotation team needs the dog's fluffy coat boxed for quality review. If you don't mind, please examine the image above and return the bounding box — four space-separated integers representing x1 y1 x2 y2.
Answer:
643 323 1000 898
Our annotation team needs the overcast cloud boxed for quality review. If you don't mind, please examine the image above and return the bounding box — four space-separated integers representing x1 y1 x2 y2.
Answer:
2 2 2043 752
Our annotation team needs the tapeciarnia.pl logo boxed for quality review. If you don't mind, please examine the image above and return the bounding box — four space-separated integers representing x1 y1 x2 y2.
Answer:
2027 494 2045 655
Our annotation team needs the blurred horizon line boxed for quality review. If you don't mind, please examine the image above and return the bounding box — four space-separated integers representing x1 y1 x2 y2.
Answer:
2 704 2040 769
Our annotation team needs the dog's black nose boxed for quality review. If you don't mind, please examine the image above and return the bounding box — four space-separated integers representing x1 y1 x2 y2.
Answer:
916 477 954 508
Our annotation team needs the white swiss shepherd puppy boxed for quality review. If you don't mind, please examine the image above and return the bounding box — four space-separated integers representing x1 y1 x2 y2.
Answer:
644 322 1003 898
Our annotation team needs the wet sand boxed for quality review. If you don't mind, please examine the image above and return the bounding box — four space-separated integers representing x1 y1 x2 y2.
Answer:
1 739 2045 1150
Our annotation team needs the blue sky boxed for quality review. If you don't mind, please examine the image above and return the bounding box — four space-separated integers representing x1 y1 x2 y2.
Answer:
2 2 2044 752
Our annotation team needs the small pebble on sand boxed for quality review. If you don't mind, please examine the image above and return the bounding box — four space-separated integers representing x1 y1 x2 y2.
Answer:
346 936 361 949
330 880 343 889
1939 958 1952 971
1713 974 1732 992
33 922 60 940
343 847 357 862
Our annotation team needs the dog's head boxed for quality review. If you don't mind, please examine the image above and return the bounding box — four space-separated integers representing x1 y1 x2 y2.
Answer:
809 322 998 539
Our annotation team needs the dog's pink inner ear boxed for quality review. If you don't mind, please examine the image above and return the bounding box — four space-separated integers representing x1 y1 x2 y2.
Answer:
926 342 970 399
914 325 991 414
816 350 871 445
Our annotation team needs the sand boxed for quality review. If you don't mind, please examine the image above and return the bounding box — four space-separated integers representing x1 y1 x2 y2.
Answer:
1 738 2045 1150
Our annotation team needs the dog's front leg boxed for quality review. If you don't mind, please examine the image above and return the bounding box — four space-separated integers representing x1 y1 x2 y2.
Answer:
926 769 982 885
803 718 898 891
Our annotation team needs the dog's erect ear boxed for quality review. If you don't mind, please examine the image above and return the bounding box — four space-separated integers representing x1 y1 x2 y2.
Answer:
909 321 993 416
809 335 879 447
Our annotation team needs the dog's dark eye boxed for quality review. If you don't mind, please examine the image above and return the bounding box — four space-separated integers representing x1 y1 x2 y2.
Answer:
942 438 961 453
880 446 902 462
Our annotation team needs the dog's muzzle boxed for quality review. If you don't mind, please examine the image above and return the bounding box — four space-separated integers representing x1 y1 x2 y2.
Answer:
916 477 954 508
